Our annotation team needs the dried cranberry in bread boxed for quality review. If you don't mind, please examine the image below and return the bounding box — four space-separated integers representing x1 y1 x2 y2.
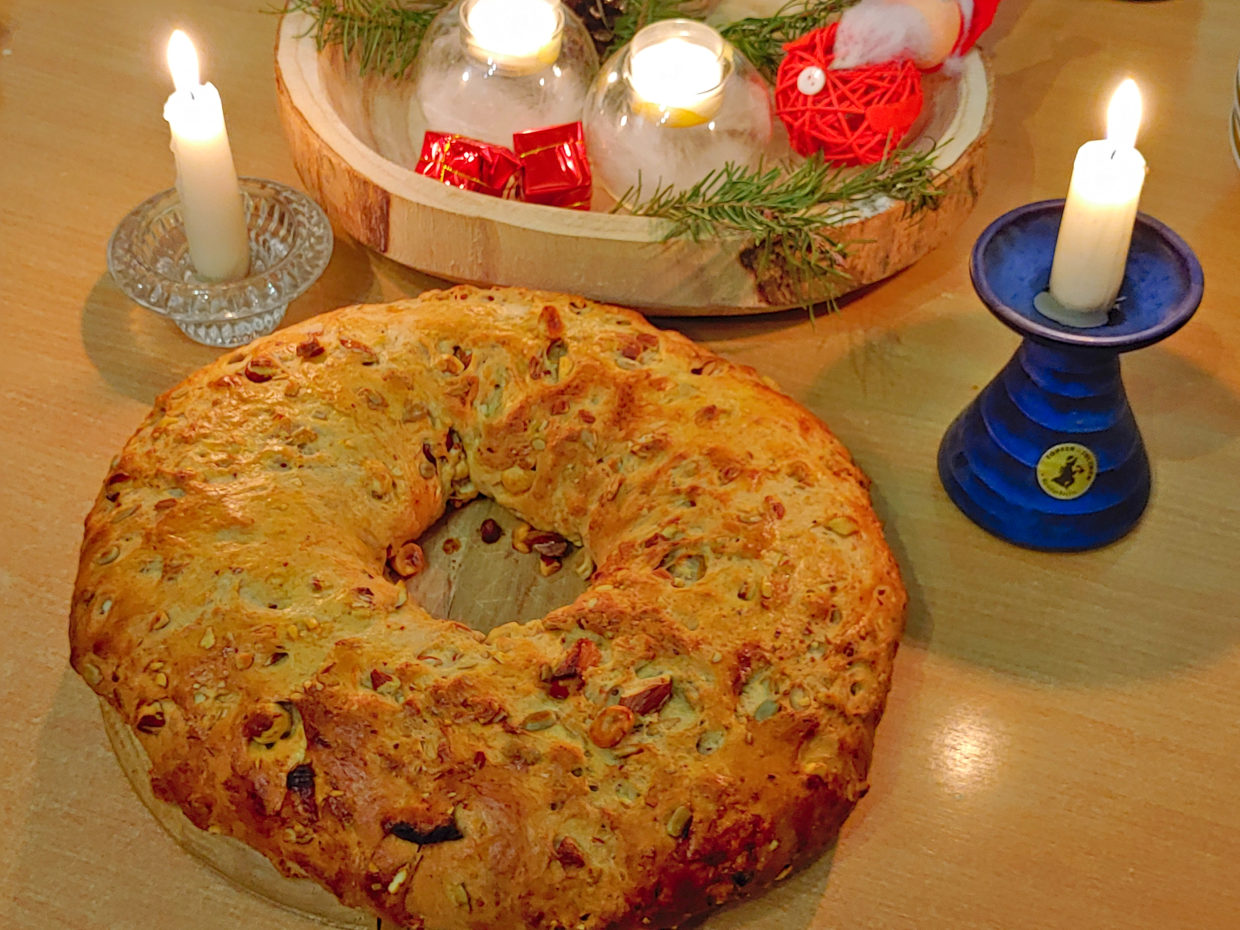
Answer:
70 286 905 930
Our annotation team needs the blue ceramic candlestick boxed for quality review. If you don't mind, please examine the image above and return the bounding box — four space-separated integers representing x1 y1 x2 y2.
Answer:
938 199 1204 550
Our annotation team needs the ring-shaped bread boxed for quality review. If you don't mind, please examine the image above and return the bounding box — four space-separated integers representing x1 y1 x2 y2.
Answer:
70 287 905 930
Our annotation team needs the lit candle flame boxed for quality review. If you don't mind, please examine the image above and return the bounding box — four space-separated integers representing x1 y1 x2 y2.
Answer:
465 0 559 66
625 21 729 127
629 39 724 107
1106 78 1142 150
167 29 201 94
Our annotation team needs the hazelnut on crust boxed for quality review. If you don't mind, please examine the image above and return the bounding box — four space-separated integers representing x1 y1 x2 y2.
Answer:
69 286 905 930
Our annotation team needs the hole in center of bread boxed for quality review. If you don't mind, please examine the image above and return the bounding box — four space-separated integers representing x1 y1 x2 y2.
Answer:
403 498 589 634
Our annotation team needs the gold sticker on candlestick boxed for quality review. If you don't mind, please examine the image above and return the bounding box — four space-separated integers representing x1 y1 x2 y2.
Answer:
1036 443 1098 500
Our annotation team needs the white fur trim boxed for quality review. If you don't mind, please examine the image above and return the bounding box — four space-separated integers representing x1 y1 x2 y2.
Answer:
958 0 975 34
832 2 935 70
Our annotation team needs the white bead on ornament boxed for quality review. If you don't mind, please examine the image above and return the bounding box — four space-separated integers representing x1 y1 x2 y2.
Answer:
796 65 826 95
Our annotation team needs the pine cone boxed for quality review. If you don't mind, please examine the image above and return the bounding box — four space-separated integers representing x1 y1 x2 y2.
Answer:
564 0 629 55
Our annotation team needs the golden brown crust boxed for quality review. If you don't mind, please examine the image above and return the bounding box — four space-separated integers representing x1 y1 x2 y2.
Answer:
69 286 905 930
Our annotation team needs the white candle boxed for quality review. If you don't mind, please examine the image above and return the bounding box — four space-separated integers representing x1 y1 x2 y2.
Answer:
627 22 728 127
462 0 562 75
1041 79 1147 327
163 30 250 282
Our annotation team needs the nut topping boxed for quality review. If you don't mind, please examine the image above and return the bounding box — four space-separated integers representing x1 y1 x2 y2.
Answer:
370 669 394 690
245 702 294 746
358 386 387 409
501 465 533 495
295 337 325 359
340 337 378 365
521 709 557 731
554 836 586 868
479 518 502 543
135 702 166 733
619 677 673 716
825 516 859 537
388 541 425 578
551 639 601 680
589 704 634 748
244 356 281 383
548 638 601 698
529 532 568 558
666 805 692 839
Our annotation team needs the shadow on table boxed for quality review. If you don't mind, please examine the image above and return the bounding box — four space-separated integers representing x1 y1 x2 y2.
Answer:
79 235 380 405
0 672 249 929
807 310 1240 687
676 846 837 930
656 303 820 347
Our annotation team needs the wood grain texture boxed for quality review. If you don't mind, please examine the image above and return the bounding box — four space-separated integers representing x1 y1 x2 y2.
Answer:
275 63 392 253
273 11 992 314
2 1 1240 929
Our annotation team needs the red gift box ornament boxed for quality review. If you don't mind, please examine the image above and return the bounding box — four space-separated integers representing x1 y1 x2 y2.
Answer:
415 131 523 198
774 24 923 165
513 122 592 210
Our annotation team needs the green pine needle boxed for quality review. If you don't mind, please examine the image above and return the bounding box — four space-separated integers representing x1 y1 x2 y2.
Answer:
280 0 861 82
278 0 945 309
602 0 702 58
623 149 944 309
283 0 450 78
720 0 860 81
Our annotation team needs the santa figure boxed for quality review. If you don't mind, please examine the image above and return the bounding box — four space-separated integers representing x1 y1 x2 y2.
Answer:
832 0 1002 71
771 0 1001 162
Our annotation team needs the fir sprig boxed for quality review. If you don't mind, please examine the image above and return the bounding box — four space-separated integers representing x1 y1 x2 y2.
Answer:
284 0 449 78
623 150 944 307
720 0 859 80
279 0 945 307
602 0 702 58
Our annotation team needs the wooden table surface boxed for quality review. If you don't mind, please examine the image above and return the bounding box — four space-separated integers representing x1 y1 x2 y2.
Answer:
3 1 1239 928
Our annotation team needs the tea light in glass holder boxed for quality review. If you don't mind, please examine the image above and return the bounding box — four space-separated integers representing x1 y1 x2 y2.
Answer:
627 32 726 126
462 0 562 73
583 20 778 202
412 0 598 148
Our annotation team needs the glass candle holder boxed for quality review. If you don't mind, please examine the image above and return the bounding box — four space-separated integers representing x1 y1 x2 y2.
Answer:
411 0 599 148
583 19 777 202
107 178 333 348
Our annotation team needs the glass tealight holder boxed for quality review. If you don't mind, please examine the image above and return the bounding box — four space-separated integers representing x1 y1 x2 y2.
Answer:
107 178 333 348
583 19 777 202
411 0 599 148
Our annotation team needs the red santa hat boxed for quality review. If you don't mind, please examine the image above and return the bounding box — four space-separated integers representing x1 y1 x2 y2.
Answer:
954 0 1000 57
832 0 1002 71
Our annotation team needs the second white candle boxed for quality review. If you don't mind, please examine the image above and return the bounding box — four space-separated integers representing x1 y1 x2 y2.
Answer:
1045 79 1147 321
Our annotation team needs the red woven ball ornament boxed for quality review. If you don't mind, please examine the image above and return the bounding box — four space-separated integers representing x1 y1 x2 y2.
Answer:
775 23 924 165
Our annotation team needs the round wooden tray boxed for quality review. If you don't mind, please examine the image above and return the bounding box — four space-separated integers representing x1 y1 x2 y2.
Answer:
274 12 991 314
